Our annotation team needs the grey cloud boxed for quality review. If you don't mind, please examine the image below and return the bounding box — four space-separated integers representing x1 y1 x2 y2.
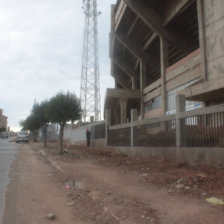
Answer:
0 0 116 130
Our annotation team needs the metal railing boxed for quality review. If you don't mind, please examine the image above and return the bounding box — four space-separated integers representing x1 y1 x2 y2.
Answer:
91 123 105 139
107 103 224 148
133 120 176 147
183 112 224 147
108 127 131 147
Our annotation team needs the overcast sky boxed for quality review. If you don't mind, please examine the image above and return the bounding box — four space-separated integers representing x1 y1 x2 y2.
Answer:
0 0 116 131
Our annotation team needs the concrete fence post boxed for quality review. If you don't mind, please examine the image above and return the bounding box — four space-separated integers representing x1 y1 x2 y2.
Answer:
120 98 127 124
105 109 111 146
90 116 94 123
176 94 185 163
131 109 138 147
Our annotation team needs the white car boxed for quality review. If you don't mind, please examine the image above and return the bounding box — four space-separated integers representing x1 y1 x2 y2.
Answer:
16 131 29 143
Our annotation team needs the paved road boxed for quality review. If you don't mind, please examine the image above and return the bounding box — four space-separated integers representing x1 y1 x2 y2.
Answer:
0 139 17 224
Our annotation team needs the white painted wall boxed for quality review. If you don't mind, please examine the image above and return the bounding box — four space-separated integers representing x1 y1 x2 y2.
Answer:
64 121 105 144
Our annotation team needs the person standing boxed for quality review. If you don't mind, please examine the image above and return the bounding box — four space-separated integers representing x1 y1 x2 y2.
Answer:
86 128 91 147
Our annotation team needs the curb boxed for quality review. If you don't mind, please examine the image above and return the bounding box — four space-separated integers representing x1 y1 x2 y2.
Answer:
39 150 64 173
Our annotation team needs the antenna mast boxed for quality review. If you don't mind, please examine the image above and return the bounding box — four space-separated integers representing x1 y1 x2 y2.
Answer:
80 0 101 122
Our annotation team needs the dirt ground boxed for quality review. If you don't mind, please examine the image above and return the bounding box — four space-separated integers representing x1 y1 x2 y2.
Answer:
3 142 224 224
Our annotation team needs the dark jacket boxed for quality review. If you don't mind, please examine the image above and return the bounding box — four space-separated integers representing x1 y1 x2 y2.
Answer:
86 129 91 139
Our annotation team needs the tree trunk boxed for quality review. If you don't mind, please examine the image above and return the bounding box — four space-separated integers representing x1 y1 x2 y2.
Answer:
33 130 38 142
59 124 65 155
43 124 48 147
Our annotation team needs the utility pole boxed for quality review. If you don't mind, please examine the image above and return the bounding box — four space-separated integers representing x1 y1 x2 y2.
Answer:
80 0 101 122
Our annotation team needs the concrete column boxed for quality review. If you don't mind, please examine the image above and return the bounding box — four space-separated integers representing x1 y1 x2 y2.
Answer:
160 37 168 115
131 108 138 147
115 107 119 124
131 76 137 90
115 81 119 89
91 126 95 140
111 5 115 32
176 94 185 146
197 0 207 81
176 94 185 163
105 109 111 146
176 95 185 114
106 109 111 127
90 116 94 123
120 98 128 124
140 59 147 120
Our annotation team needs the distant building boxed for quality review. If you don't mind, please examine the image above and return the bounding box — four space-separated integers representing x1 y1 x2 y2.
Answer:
0 109 8 129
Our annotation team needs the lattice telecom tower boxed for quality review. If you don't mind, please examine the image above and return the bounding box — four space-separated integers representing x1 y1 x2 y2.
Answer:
80 0 101 122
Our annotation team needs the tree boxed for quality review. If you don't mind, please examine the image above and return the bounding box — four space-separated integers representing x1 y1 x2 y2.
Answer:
32 100 50 147
20 114 40 141
20 101 50 145
48 91 81 154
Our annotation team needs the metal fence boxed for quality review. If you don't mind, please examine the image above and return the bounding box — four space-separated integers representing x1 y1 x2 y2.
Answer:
91 123 105 139
183 112 224 147
108 127 131 146
133 120 176 147
107 104 224 148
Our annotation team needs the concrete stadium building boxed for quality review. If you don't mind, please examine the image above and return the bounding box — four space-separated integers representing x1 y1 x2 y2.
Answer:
105 0 224 125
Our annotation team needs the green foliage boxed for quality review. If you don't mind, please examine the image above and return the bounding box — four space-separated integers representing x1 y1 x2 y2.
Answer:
32 100 50 126
48 91 81 126
20 100 51 131
20 114 40 132
20 91 81 153
47 91 82 154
